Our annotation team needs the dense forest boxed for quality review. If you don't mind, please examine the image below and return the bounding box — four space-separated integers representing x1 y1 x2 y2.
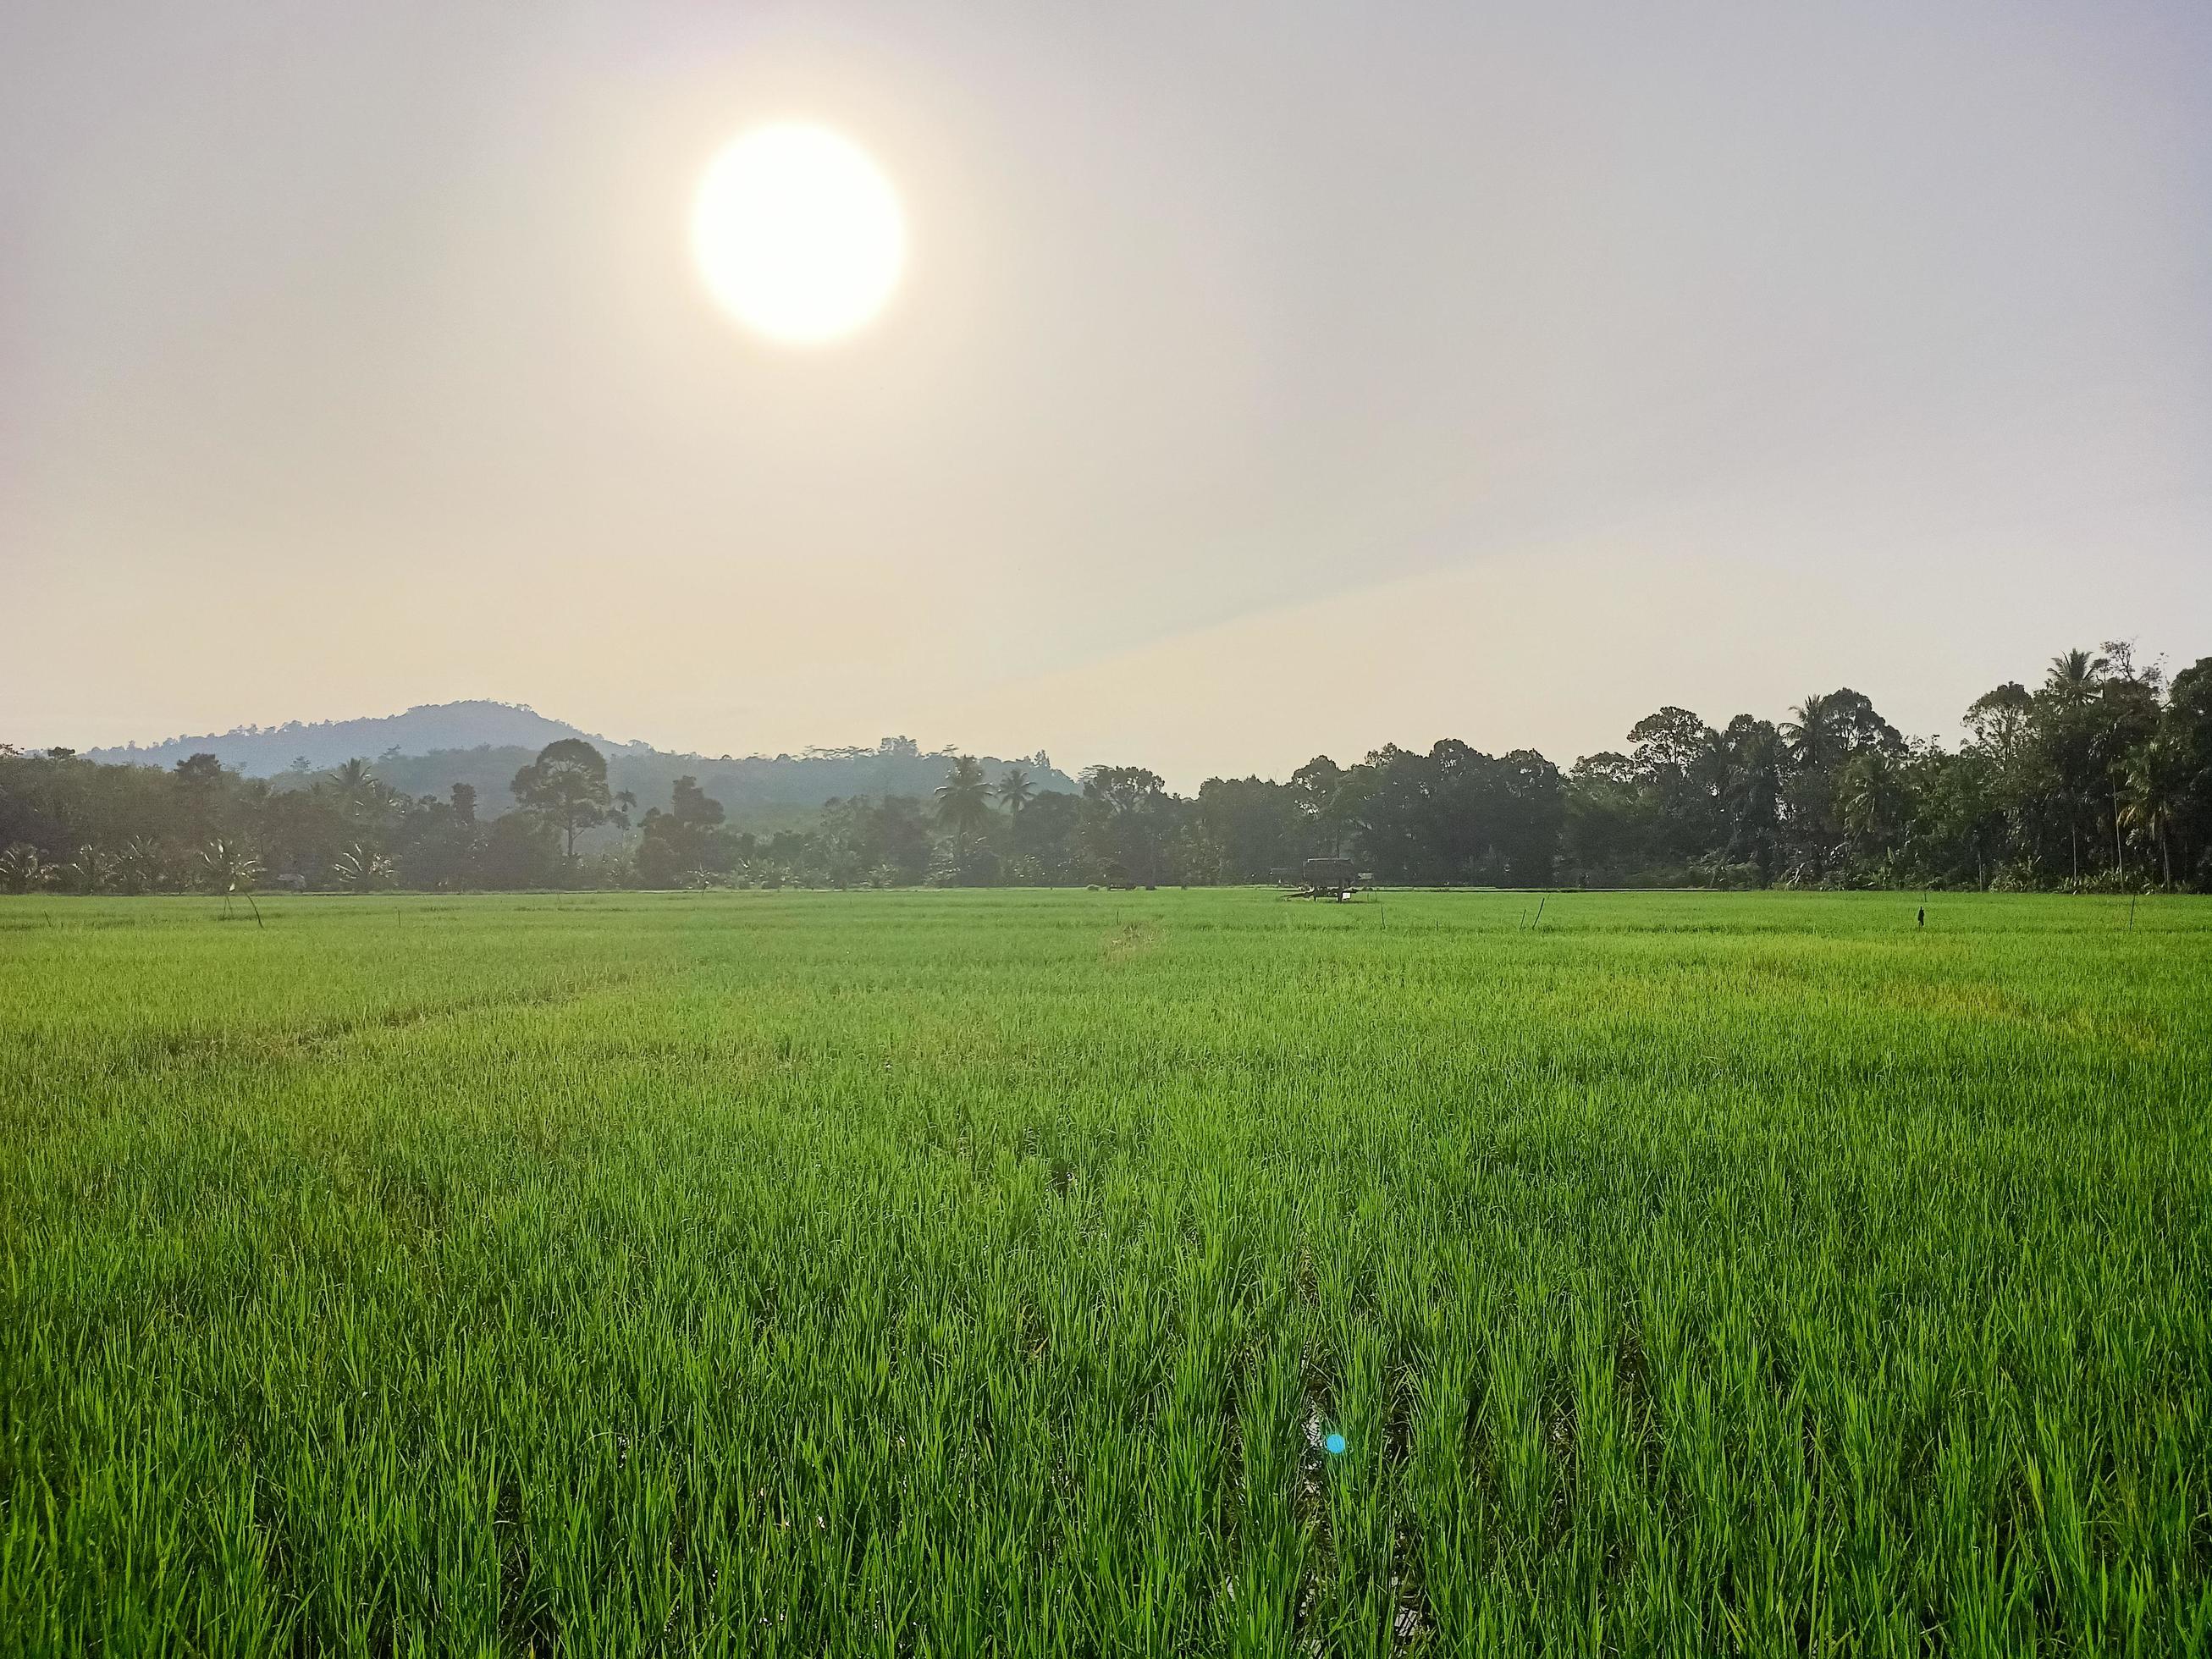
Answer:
6 645 2210 895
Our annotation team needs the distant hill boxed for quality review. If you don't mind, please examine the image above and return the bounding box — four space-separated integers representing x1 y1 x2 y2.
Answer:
86 701 647 774
86 702 1078 828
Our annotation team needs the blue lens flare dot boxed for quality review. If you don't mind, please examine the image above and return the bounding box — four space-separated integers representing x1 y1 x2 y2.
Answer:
1324 1433 1348 1456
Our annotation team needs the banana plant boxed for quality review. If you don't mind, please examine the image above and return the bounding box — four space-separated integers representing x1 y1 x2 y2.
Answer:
0 844 43 895
332 844 398 892
116 838 167 896
199 839 265 922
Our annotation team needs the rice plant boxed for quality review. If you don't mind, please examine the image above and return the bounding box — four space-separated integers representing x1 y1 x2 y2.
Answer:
0 889 2205 1655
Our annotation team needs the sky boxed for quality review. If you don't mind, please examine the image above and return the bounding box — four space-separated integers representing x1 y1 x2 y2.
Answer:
5 0 2209 786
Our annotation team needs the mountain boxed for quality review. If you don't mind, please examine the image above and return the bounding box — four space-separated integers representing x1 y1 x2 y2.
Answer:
85 701 646 774
85 702 1078 828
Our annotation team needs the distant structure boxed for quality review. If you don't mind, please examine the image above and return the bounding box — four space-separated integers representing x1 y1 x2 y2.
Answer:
1301 857 1357 899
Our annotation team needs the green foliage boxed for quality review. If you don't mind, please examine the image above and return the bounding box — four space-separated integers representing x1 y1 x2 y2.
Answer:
0 844 44 895
636 774 736 888
196 838 262 896
0 889 2207 1651
510 739 618 864
359 738 1078 835
8 646 2212 894
331 843 397 892
932 754 996 843
477 811 561 890
994 764 1035 817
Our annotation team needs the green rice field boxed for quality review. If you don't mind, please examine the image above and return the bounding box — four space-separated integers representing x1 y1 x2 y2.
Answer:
2 889 2207 1655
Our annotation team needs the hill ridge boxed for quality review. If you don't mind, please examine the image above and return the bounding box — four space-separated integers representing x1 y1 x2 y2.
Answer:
85 699 644 774
80 699 1079 824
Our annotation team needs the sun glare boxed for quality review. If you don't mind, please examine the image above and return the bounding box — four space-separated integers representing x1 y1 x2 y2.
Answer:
691 124 905 346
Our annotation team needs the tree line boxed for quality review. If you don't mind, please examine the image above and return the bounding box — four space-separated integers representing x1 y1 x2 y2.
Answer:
5 644 2209 895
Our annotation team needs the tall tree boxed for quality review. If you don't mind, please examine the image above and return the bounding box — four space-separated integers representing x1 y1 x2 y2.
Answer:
2034 652 2112 882
170 752 229 845
637 774 731 885
1489 749 1565 885
1080 765 1172 884
510 740 615 863
1627 708 1722 859
1195 776 1301 883
1715 715 1785 878
933 757 995 840
2044 648 2109 712
1781 689 1901 874
1289 756 1360 857
994 766 1034 818
328 758 377 811
2120 739 2187 887
2162 658 2212 884
1837 748 1910 866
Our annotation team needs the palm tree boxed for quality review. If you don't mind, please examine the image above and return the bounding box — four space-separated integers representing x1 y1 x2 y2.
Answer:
1836 750 1908 863
2120 740 2185 887
1779 693 1849 867
2041 649 2111 881
1780 693 1843 774
328 758 377 804
933 757 994 840
2044 648 2110 710
995 766 1034 818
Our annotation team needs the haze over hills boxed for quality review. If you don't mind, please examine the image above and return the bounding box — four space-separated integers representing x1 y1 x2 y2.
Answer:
80 700 1078 829
84 701 648 774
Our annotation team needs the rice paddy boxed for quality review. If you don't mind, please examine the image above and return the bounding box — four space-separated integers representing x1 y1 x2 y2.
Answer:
1 888 2207 1655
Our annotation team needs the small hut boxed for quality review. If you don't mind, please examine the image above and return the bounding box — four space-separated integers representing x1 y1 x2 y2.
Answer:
1301 857 1357 898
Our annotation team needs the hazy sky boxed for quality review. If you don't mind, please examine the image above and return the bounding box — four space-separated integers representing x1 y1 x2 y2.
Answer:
6 0 2209 785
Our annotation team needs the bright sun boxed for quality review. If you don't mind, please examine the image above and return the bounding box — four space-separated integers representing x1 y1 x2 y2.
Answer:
691 124 906 346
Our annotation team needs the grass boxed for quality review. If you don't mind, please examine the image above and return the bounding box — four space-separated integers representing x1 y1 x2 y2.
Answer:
0 888 2207 1655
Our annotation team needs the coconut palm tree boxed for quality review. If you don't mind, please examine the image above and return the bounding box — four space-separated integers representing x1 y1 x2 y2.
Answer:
328 758 377 805
2121 739 2186 887
2044 648 2109 709
933 757 994 839
1780 693 1844 773
1836 750 1909 863
1779 693 1848 865
995 766 1034 818
2039 649 2113 881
